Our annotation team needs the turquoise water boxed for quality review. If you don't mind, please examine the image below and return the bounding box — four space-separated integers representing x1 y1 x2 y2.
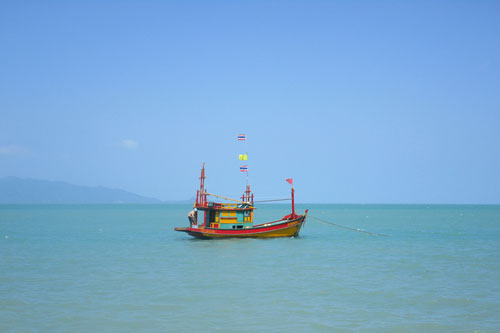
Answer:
1 204 499 332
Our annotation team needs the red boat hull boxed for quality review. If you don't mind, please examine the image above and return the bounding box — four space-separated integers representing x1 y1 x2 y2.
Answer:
175 215 306 239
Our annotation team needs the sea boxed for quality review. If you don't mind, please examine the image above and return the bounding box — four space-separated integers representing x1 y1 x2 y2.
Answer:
1 204 499 332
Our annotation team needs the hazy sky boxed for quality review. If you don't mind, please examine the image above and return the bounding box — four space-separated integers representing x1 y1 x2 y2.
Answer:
1 1 499 203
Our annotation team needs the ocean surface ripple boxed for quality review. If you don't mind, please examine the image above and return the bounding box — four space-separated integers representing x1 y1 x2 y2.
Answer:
1 204 499 332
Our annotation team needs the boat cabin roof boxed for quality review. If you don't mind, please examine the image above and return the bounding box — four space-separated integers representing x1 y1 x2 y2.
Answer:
195 202 255 211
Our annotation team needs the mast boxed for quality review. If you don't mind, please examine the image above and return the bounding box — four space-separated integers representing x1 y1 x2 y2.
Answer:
197 162 206 206
241 184 253 205
238 134 252 205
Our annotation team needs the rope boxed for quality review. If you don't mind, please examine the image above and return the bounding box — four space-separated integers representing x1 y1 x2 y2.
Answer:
203 193 290 204
202 192 248 204
308 215 388 236
253 198 291 203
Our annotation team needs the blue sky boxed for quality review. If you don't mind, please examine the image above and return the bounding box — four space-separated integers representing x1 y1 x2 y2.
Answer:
1 1 499 203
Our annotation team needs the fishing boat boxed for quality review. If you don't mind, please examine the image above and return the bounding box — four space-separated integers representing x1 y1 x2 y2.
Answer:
174 163 308 239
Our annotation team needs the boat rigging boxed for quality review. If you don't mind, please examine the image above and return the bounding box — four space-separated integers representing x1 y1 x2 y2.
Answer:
174 134 308 239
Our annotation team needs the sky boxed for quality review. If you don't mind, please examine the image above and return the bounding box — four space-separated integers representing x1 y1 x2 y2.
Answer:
1 1 499 204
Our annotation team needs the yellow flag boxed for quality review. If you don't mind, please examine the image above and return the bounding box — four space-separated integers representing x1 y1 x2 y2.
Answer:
239 154 248 161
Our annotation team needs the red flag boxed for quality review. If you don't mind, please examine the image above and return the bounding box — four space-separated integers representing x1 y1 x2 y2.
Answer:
286 178 293 186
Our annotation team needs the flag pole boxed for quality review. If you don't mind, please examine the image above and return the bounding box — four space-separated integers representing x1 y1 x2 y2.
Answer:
285 178 295 218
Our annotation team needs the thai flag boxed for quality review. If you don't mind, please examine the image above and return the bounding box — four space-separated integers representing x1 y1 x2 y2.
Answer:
240 165 248 172
238 134 246 141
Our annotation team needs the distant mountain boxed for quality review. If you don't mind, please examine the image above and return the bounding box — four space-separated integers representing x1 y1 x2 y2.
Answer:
0 177 163 204
164 197 196 204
